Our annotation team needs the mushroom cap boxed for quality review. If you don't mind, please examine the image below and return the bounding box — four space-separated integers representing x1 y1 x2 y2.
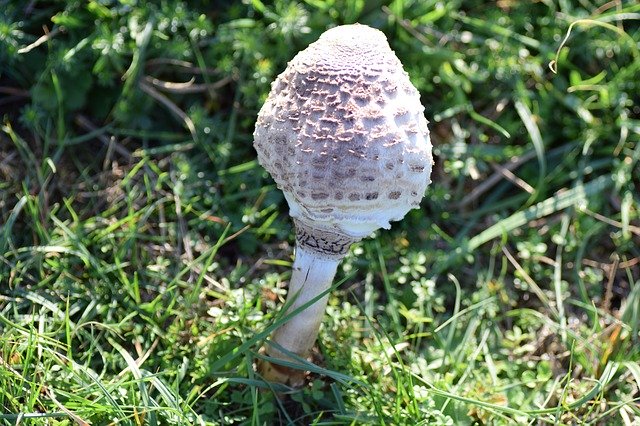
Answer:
254 24 432 241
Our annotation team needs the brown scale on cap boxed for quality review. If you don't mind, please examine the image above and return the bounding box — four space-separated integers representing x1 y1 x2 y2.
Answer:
254 25 432 252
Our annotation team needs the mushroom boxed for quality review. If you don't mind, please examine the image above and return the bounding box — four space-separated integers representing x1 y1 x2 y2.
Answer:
253 24 433 386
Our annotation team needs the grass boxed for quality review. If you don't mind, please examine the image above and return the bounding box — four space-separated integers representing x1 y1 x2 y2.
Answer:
1 0 639 424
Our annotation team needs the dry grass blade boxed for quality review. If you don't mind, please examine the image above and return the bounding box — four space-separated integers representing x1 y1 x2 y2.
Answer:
144 75 232 94
502 245 558 317
456 150 537 209
17 26 63 54
550 17 640 73
75 115 133 162
139 79 197 140
580 206 640 237
491 162 535 194
46 388 90 426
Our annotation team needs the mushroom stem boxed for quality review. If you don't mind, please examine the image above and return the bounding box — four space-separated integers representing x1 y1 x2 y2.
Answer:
259 244 341 385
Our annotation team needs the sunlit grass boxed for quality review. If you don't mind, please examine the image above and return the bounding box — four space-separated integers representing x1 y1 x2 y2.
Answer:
1 0 639 424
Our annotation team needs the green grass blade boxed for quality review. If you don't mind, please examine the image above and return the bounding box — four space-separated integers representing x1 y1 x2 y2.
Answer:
468 175 612 251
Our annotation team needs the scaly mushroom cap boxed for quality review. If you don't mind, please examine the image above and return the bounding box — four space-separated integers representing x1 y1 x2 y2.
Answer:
254 24 432 253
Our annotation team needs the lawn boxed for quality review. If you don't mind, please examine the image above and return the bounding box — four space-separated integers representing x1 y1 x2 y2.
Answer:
1 0 639 424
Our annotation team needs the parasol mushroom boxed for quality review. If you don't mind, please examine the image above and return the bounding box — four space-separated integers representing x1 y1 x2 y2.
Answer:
253 23 433 386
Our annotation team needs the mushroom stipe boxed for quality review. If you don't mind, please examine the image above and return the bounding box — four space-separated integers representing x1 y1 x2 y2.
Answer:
253 24 433 386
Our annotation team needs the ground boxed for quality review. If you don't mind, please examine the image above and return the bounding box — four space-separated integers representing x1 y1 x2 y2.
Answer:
0 1 639 425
